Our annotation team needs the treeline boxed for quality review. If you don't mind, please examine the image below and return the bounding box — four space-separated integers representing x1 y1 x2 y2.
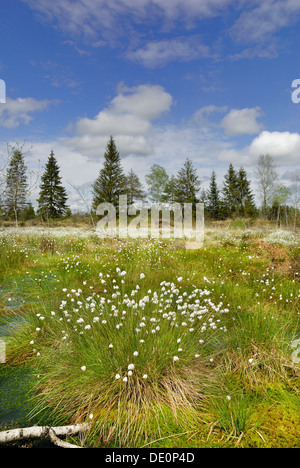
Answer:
0 137 299 227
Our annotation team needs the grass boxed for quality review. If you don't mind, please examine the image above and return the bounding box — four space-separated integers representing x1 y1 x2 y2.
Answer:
0 226 299 448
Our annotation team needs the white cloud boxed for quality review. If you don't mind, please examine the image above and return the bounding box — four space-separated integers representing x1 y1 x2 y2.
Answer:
218 130 300 167
0 97 57 128
65 84 173 158
249 131 300 164
192 105 228 126
23 0 300 65
221 107 263 136
23 0 235 38
127 37 212 67
231 0 300 43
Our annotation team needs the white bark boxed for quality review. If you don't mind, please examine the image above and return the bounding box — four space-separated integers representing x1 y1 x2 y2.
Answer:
0 424 91 448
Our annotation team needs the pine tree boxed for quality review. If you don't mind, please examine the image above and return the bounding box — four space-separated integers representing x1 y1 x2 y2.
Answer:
126 169 146 205
92 136 127 210
4 147 28 226
222 164 239 217
37 151 69 220
206 171 221 219
236 167 257 217
174 158 201 209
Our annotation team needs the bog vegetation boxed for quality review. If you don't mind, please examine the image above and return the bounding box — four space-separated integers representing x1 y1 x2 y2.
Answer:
0 225 299 448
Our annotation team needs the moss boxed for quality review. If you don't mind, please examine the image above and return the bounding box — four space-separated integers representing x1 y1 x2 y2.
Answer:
245 405 300 448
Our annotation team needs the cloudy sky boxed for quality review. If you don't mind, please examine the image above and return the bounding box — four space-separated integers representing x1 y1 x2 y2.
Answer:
1 0 300 210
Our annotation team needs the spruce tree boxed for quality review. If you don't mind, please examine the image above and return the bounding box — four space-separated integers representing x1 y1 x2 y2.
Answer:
236 167 257 217
206 170 221 219
92 136 127 210
37 151 69 219
4 148 28 226
126 169 146 205
162 176 178 204
174 158 201 209
222 164 239 217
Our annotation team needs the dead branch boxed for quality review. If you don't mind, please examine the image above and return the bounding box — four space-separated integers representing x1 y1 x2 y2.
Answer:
0 423 91 448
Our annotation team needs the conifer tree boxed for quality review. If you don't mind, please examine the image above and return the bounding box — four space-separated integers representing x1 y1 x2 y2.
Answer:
37 151 69 219
174 158 201 209
92 136 127 210
236 167 257 217
206 170 221 219
222 163 239 217
162 176 178 204
4 147 28 226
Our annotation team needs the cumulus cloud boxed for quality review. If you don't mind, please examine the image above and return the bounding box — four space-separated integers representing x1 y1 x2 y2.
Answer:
221 107 263 136
218 130 300 167
65 84 173 158
249 131 300 164
0 97 57 128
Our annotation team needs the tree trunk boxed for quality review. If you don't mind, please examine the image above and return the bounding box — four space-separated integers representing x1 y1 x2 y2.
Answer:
0 424 91 448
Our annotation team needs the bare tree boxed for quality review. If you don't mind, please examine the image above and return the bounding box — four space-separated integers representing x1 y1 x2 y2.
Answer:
291 171 300 229
272 184 291 228
254 154 278 219
68 180 95 228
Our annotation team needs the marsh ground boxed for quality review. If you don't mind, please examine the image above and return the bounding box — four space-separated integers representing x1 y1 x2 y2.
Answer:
0 225 299 448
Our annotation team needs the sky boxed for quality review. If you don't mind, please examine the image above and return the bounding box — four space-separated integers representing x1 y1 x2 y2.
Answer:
0 0 300 211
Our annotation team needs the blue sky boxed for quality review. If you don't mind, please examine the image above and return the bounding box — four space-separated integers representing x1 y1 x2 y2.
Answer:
0 0 300 210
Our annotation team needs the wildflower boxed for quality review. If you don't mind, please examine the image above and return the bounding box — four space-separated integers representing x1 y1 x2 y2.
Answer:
140 273 145 279
115 374 121 380
123 377 128 383
173 356 179 362
177 277 183 282
133 351 138 357
128 364 135 370
226 396 231 401
143 374 148 379
81 366 87 372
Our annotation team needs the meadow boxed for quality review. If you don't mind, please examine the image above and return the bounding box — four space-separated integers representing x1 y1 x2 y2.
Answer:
0 223 299 448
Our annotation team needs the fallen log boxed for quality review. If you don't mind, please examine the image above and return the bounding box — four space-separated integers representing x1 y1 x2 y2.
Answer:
0 424 91 448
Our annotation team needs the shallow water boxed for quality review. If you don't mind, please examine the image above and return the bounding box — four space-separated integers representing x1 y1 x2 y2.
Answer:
0 364 34 428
